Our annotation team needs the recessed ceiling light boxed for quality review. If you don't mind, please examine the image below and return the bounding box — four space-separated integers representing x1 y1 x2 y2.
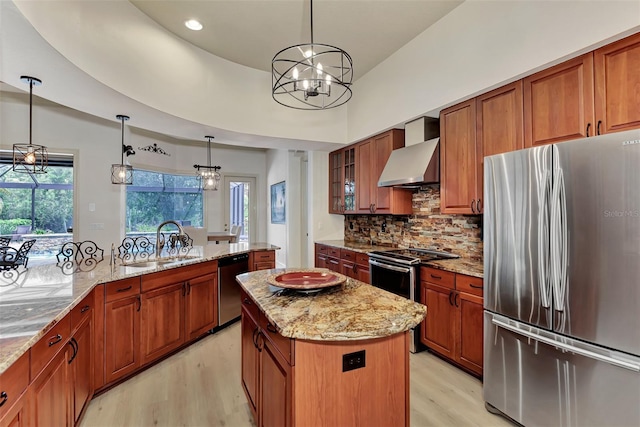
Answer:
185 19 203 31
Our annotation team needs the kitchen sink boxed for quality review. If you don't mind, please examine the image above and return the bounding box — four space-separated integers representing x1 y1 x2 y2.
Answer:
123 255 199 268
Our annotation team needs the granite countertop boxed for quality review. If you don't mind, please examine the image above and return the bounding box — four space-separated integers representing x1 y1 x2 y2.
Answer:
316 240 483 278
0 242 279 374
236 269 426 341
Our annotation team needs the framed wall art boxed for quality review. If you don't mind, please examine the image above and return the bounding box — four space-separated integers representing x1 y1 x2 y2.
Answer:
270 181 286 224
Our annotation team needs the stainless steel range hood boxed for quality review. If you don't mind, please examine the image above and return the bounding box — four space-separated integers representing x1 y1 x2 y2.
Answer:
378 117 439 187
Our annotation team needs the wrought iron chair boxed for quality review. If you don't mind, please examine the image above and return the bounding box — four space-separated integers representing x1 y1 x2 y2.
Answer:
0 236 11 247
0 239 36 270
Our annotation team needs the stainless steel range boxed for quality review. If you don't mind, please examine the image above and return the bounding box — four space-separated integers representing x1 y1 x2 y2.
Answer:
368 248 458 353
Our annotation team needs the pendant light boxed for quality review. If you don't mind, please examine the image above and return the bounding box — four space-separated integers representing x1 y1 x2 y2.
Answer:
193 136 221 191
271 0 353 110
13 76 48 174
111 115 134 185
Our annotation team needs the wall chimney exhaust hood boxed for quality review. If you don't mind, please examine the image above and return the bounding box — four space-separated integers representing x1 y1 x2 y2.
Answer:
378 117 439 187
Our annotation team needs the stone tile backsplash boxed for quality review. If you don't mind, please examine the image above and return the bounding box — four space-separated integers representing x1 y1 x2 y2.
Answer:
344 185 483 260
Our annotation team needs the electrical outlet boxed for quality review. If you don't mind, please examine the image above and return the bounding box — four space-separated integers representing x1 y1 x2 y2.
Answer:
342 350 366 372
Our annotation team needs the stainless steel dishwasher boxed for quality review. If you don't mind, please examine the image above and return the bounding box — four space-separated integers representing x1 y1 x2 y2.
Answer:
218 253 249 325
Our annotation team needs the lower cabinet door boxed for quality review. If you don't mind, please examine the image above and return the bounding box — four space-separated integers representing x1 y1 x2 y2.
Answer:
0 391 29 427
355 264 370 284
105 295 140 384
31 347 72 427
260 338 292 427
72 317 93 422
185 274 217 341
421 283 456 359
140 284 186 365
456 292 484 376
241 309 259 421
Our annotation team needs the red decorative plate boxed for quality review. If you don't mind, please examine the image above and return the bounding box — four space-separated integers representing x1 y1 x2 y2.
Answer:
267 270 347 290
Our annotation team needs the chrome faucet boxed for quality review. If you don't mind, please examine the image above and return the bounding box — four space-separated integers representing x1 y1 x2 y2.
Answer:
156 220 185 257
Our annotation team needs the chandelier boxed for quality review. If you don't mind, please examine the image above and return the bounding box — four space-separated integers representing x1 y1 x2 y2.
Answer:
193 136 221 191
111 115 135 185
271 0 353 110
13 76 48 174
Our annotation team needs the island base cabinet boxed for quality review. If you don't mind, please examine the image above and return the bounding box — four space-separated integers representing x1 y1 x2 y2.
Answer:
0 392 29 427
140 284 185 366
260 339 292 427
293 333 409 427
31 347 72 427
71 317 93 423
105 295 140 384
241 309 259 420
184 273 217 341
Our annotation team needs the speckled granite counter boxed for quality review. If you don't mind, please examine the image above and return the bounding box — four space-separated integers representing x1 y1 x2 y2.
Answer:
236 268 426 341
316 240 483 278
0 243 278 374
425 258 483 278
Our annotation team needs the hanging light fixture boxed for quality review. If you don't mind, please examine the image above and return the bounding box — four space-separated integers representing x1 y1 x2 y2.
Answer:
13 76 48 174
193 136 221 191
111 115 134 185
271 0 353 110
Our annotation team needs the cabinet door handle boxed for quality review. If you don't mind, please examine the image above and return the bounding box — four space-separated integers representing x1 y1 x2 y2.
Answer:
48 334 63 347
0 391 7 407
68 338 78 364
477 198 482 213
430 273 442 279
243 297 253 305
266 323 278 334
371 204 376 213
252 328 259 348
469 283 483 289
187 281 191 295
136 295 141 312
454 293 460 307
80 305 90 313
116 285 132 293
586 122 591 137
597 120 602 135
471 199 476 213
256 331 264 352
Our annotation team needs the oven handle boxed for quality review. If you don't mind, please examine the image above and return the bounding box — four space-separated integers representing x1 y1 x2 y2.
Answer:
369 259 413 274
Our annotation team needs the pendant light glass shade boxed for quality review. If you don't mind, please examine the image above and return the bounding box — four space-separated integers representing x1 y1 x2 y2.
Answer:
271 0 353 110
194 136 221 191
13 76 48 174
111 115 133 185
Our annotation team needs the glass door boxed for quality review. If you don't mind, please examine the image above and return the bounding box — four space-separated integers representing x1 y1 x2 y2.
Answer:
223 176 256 243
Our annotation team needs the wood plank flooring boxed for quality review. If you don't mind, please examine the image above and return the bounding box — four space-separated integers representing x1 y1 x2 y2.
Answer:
81 323 513 426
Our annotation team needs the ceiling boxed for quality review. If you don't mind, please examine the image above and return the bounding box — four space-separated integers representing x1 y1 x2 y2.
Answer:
131 0 464 81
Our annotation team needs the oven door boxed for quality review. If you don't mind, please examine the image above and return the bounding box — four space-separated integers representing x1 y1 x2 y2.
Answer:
368 258 415 300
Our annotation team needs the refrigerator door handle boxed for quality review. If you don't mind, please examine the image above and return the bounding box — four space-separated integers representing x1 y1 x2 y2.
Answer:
551 168 568 312
491 318 640 372
538 170 552 308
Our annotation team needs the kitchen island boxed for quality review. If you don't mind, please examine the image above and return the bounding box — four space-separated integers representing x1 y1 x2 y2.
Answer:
237 269 426 427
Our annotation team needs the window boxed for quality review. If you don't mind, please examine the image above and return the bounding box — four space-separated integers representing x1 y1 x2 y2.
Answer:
126 169 203 235
0 152 74 265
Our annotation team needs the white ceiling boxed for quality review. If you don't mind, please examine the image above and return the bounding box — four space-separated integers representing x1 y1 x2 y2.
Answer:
130 0 464 80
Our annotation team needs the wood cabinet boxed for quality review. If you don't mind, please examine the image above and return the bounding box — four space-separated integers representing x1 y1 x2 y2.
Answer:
357 130 412 215
440 99 478 214
241 307 260 420
0 390 29 427
259 337 292 427
249 250 276 271
140 283 185 365
524 53 595 147
339 249 370 284
71 316 92 423
105 278 141 385
420 267 484 376
184 273 217 341
328 146 356 214
314 244 327 269
31 343 72 427
0 352 30 427
594 31 640 135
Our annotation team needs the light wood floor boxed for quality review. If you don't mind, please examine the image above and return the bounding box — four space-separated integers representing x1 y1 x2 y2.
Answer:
81 323 513 427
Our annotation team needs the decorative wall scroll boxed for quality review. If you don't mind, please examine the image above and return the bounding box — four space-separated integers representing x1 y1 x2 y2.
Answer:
138 143 171 156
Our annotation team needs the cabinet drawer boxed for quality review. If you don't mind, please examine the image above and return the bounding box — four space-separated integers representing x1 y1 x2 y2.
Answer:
106 277 141 302
456 274 484 297
71 291 94 331
0 351 29 420
420 267 455 289
30 315 71 378
355 253 369 266
316 244 328 255
327 247 341 258
254 261 275 271
340 249 356 262
253 251 275 262
142 260 218 292
240 288 260 323
259 314 293 365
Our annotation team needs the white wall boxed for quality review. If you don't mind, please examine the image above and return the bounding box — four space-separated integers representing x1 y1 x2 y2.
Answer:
0 91 268 251
266 150 289 268
347 0 640 141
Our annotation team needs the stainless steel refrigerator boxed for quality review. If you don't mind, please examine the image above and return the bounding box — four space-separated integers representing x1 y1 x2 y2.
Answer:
483 129 640 426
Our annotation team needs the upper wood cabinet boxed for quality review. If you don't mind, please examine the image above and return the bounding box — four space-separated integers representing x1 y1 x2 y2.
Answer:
594 31 640 135
357 130 412 215
440 99 478 214
328 146 357 214
524 53 595 147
